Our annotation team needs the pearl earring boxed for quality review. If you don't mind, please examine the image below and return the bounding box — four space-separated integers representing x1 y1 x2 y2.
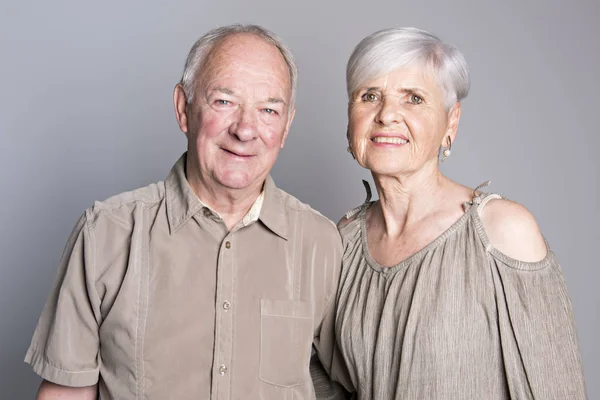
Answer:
441 138 452 162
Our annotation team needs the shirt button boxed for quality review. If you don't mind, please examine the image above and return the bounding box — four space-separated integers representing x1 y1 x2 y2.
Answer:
225 241 231 249
222 301 231 311
203 209 212 217
219 365 228 375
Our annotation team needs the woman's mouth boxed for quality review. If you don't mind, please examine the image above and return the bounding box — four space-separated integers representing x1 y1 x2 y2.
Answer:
371 137 408 144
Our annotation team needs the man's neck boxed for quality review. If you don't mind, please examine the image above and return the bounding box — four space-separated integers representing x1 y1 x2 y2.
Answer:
187 172 264 231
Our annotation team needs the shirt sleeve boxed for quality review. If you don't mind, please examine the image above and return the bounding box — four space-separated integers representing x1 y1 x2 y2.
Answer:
490 249 587 399
25 211 101 387
311 231 355 399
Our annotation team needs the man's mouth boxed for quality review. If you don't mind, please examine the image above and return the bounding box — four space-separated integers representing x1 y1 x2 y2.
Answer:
222 148 253 158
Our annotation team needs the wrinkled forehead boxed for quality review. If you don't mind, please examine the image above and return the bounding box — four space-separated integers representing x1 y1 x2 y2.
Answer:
350 56 444 96
197 34 292 96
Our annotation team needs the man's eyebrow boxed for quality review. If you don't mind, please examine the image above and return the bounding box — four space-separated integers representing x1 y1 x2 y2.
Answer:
266 97 286 105
209 88 286 104
210 87 234 95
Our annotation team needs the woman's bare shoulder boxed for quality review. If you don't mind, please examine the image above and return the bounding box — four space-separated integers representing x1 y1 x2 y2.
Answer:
480 198 547 262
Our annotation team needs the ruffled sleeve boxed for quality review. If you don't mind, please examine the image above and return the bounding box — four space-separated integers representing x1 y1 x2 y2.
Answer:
487 247 587 399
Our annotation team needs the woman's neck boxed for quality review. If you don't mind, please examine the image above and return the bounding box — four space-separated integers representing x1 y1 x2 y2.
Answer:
371 164 449 238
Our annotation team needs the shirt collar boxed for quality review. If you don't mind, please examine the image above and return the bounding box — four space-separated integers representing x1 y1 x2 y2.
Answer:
165 153 287 239
241 190 265 227
165 153 204 235
258 175 288 240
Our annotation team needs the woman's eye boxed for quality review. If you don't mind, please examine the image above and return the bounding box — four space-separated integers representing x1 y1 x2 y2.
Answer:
361 93 379 102
409 94 423 104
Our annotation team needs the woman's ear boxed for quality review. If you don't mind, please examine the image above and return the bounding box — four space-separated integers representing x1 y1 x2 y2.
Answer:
445 102 461 144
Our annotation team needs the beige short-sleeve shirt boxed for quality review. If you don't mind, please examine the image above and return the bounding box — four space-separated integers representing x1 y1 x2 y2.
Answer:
25 153 343 400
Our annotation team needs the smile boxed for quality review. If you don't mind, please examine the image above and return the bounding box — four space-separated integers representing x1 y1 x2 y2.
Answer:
371 137 408 144
222 148 254 158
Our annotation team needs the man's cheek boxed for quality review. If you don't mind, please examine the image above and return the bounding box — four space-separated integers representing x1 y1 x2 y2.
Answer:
197 117 228 140
262 126 288 148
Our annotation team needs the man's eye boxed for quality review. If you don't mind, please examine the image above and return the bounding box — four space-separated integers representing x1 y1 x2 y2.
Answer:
361 93 379 102
215 99 231 105
263 108 278 115
409 94 423 104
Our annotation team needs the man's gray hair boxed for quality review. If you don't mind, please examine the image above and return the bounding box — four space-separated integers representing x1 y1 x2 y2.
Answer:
180 24 298 108
347 27 470 109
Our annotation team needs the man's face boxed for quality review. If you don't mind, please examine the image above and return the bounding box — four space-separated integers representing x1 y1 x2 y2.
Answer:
177 33 295 192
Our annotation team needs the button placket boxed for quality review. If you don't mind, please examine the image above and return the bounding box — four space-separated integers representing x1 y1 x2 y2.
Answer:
214 234 235 398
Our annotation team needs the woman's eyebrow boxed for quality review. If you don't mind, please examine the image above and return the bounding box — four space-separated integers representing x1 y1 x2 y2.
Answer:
395 86 427 94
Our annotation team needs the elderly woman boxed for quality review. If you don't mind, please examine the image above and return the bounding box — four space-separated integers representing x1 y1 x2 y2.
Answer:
312 27 586 399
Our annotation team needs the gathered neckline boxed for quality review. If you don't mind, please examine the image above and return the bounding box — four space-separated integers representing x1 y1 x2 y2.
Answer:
357 191 554 274
359 200 476 274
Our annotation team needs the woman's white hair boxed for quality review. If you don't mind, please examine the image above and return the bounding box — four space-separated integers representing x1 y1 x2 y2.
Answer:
180 24 298 108
347 27 470 109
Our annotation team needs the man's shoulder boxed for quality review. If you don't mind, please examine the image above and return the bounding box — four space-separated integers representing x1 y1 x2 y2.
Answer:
276 188 339 238
86 181 166 223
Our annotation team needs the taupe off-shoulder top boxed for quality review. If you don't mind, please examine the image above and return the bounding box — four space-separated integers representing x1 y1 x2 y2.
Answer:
321 185 586 399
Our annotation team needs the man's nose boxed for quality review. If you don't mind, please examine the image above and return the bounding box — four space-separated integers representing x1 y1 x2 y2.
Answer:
375 97 404 126
229 106 258 141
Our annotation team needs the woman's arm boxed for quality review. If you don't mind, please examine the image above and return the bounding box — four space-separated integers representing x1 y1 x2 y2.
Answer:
480 198 587 398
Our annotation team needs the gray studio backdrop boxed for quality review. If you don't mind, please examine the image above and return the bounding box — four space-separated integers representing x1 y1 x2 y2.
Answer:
1 0 598 397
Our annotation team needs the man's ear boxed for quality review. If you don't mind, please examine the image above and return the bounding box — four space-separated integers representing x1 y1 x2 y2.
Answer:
173 83 190 136
280 106 296 149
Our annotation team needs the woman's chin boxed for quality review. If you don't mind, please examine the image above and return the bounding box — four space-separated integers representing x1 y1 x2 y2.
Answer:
365 163 411 178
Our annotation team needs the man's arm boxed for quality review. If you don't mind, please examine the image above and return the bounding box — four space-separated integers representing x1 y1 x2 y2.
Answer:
25 213 101 387
36 380 98 400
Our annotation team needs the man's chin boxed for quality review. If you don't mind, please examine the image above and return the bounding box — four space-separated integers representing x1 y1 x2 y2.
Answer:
215 171 263 191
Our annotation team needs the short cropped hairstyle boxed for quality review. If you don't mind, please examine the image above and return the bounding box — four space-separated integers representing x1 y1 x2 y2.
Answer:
180 24 298 108
347 27 470 109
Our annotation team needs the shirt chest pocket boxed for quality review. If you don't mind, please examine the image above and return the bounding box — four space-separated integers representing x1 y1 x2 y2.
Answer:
259 299 314 388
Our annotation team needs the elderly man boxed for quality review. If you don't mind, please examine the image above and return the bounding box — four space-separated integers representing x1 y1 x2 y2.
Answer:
26 24 343 400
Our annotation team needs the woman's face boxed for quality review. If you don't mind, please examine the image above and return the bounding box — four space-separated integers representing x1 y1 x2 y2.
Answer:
348 64 460 178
